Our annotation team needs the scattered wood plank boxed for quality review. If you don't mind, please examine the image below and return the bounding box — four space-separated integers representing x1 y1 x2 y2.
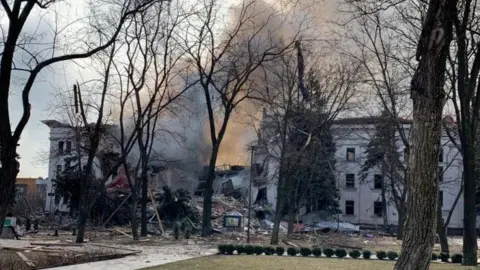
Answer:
282 239 299 247
88 243 141 254
113 228 133 238
30 242 82 247
16 252 35 268
148 187 165 235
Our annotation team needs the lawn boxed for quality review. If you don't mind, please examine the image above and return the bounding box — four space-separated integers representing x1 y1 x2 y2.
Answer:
143 255 477 270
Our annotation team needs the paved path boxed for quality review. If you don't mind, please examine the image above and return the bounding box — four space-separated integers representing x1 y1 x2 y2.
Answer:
44 244 217 270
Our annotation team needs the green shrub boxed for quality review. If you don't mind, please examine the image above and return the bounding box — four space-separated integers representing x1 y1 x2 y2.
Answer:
287 247 299 256
324 248 334 257
387 251 398 260
244 245 254 255
254 246 264 255
349 250 361 259
362 250 372 259
451 253 463 264
218 244 227 254
225 244 235 255
431 252 438 261
264 246 276 256
335 249 347 258
376 251 387 260
440 252 450 262
312 248 322 257
300 247 312 257
275 246 285 256
235 245 245 255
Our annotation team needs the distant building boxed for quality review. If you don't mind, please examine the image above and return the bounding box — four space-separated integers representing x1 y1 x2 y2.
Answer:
254 113 468 232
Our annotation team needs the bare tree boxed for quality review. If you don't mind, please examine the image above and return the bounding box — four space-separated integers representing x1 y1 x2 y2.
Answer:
177 0 306 236
0 0 163 233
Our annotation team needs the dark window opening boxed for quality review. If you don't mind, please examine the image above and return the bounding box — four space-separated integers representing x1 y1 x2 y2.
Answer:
439 191 443 208
438 167 443 182
58 141 64 154
439 148 444 162
56 165 62 173
374 201 383 217
345 200 355 215
346 148 356 161
346 174 355 188
374 174 383 189
254 187 268 205
66 141 72 153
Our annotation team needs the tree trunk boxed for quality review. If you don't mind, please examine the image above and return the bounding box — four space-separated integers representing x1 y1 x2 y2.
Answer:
287 205 295 236
76 204 88 243
397 204 404 240
140 168 148 237
394 0 454 268
201 144 219 236
270 172 286 245
0 145 18 235
131 197 139 241
462 151 477 265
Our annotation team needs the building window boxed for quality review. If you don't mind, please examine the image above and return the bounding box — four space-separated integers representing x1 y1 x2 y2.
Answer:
345 200 355 215
374 174 383 189
439 191 443 208
346 148 356 161
346 174 355 188
66 141 72 153
438 167 443 182
439 147 443 162
374 201 383 217
56 165 62 174
58 141 64 154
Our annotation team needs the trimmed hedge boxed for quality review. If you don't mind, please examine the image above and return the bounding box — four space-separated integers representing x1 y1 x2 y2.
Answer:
335 249 347 258
376 251 387 260
300 247 312 257
324 248 334 258
362 250 372 259
254 246 264 255
264 246 276 256
225 244 235 255
218 244 227 254
451 253 463 264
244 245 254 255
312 248 322 257
275 246 285 256
431 252 438 261
440 252 450 262
349 250 361 259
287 247 299 256
387 251 398 260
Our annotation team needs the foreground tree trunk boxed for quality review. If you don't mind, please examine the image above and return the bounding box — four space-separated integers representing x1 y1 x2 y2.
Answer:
394 0 454 269
201 145 220 236
0 147 18 235
437 204 449 254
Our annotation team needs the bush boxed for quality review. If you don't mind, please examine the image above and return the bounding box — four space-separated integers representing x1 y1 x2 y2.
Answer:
275 246 285 256
218 244 227 254
225 244 235 255
235 245 245 255
324 248 334 258
312 248 322 257
440 252 450 262
349 250 361 259
387 251 398 260
264 246 276 256
244 245 254 255
287 247 299 256
376 251 387 260
431 252 438 261
254 246 264 255
300 247 312 257
335 249 347 258
362 250 372 259
451 253 463 264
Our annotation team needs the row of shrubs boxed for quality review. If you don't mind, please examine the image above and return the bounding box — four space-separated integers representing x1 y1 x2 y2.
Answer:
217 244 463 263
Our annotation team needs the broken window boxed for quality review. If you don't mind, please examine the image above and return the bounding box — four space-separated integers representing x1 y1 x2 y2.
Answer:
345 174 355 188
346 148 355 161
374 174 383 189
345 200 355 215
438 167 443 182
66 141 72 153
58 141 64 154
374 201 383 217
439 147 443 162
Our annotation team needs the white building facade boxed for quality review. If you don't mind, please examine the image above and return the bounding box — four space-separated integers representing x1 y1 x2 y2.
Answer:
254 115 467 231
